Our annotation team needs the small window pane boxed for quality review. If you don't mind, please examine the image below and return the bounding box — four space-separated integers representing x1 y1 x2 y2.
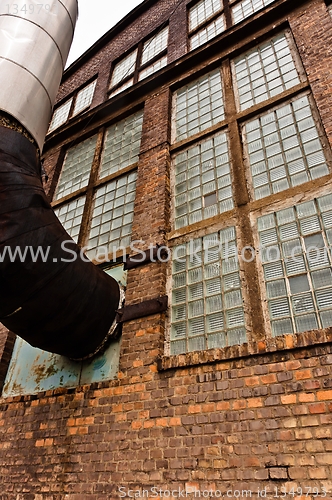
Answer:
170 228 246 353
72 80 97 116
54 196 86 243
111 49 137 88
190 15 225 50
189 0 223 31
48 99 73 133
173 69 225 142
109 79 134 98
100 111 143 178
139 56 167 81
55 135 97 200
233 33 301 111
232 0 276 25
141 26 169 65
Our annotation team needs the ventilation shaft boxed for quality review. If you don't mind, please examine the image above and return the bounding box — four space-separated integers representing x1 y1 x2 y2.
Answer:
0 0 122 360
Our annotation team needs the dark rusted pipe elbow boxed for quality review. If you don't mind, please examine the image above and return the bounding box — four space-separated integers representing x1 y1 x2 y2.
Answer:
0 126 121 360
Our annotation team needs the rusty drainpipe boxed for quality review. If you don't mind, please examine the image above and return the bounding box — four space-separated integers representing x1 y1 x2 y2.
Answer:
0 0 122 360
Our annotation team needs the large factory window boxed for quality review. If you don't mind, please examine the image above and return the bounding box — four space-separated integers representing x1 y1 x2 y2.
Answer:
109 26 169 96
2 264 127 397
54 135 97 200
168 30 332 355
235 33 331 198
242 95 329 200
256 195 332 337
170 228 246 355
172 69 225 142
52 109 143 264
172 132 234 230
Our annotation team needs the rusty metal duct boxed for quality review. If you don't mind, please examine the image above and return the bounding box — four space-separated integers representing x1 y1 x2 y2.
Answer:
0 0 122 360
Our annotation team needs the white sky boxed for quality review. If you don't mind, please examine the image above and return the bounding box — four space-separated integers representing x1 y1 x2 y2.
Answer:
66 0 144 67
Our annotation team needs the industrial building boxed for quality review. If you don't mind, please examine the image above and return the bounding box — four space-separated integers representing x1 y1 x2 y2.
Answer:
0 0 332 497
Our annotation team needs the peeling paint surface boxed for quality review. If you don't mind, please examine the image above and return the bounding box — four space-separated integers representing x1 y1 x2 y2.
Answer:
2 265 126 397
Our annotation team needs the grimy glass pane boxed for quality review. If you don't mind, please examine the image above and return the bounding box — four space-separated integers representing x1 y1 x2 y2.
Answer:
111 49 137 87
173 69 225 142
232 0 275 25
233 33 300 111
100 110 143 178
170 227 246 354
189 0 222 31
87 171 137 261
173 132 234 230
257 195 332 336
72 80 97 116
190 15 225 51
48 98 72 133
54 196 86 243
244 95 329 199
141 26 168 65
139 56 167 81
55 135 97 200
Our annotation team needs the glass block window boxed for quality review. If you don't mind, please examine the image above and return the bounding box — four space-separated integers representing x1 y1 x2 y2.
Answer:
173 132 234 229
170 227 246 355
244 95 329 199
232 0 275 25
258 195 332 336
55 135 97 200
48 99 73 133
141 27 169 65
72 80 97 116
189 0 223 31
100 111 143 179
139 56 168 81
111 49 138 88
190 15 225 50
54 196 86 243
233 33 301 111
87 172 137 260
173 69 224 142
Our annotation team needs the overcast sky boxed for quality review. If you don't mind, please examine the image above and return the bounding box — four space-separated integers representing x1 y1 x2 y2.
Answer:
66 0 144 67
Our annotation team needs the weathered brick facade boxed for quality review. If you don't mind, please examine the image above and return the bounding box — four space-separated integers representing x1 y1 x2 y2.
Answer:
1 0 332 498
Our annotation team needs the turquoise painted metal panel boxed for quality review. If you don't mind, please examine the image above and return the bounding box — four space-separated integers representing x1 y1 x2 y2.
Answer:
2 264 126 397
2 339 81 396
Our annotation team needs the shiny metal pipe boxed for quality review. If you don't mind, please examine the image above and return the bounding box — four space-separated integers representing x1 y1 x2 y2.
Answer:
0 0 78 150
